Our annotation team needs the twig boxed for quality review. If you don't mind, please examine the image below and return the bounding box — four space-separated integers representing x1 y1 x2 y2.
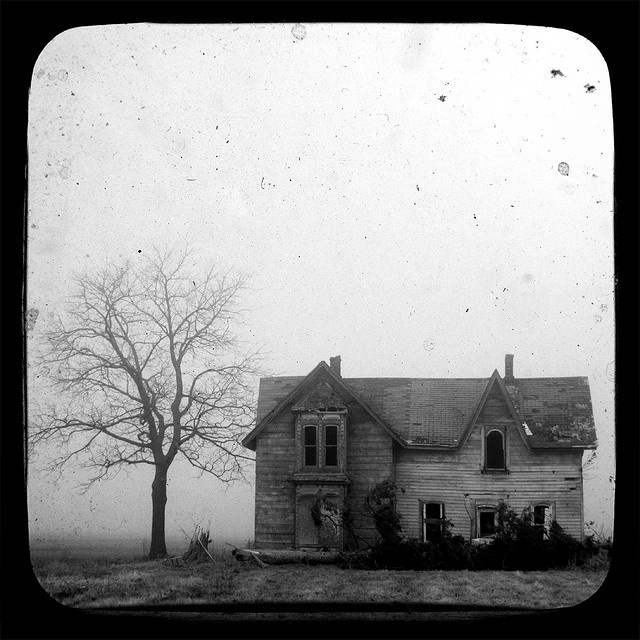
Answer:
248 550 268 569
197 534 216 563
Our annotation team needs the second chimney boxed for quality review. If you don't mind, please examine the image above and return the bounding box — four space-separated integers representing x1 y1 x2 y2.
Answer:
504 354 514 383
329 355 342 377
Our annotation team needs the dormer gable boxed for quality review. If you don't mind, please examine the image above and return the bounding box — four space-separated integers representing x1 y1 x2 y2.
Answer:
242 359 403 450
292 381 348 412
458 370 532 451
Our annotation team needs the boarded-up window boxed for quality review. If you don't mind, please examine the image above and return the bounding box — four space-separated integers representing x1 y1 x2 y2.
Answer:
304 425 317 466
421 502 444 541
486 430 505 469
325 424 338 466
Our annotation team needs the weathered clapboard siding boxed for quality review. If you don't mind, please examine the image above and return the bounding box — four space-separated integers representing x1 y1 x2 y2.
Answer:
345 406 395 547
396 409 585 540
253 414 296 548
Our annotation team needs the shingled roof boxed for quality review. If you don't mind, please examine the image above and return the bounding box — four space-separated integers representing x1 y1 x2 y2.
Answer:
251 361 596 450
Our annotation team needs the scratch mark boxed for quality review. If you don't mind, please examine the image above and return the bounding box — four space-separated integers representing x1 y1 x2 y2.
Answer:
261 177 265 189
605 361 614 382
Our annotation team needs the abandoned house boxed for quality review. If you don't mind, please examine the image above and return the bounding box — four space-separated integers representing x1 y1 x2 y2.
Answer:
242 355 597 550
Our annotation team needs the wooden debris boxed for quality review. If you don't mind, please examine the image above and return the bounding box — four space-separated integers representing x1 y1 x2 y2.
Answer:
181 526 215 564
230 546 341 566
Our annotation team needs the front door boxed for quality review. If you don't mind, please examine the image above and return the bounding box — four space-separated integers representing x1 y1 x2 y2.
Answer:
295 485 344 550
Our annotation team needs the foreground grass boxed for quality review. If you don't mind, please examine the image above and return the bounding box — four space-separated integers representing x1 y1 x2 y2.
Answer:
31 555 608 610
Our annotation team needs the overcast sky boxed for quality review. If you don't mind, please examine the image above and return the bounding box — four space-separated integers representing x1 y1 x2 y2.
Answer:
27 23 614 551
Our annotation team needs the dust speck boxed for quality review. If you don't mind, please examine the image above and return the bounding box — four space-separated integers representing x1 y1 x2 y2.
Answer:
291 24 307 40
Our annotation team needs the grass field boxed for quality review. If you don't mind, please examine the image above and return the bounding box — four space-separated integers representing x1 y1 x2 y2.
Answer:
31 553 609 610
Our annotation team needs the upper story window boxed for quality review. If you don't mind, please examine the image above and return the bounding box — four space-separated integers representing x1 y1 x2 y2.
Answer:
324 423 338 466
304 424 318 466
485 429 506 470
299 412 344 471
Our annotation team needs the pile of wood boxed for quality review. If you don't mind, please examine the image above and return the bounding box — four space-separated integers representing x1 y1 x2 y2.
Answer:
181 526 215 564
231 546 341 568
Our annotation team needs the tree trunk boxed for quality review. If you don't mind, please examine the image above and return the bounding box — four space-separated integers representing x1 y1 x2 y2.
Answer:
149 464 168 559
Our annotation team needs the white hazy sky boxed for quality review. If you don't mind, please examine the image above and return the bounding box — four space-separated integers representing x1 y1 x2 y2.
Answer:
27 23 614 550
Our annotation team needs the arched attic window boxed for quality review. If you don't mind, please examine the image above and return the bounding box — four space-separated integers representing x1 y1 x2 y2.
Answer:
485 429 505 470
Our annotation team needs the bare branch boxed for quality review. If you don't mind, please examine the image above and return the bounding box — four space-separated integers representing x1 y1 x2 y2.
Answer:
30 247 261 486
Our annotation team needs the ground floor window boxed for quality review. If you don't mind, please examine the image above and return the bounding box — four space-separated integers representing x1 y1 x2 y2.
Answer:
477 507 497 537
533 503 554 539
421 501 445 541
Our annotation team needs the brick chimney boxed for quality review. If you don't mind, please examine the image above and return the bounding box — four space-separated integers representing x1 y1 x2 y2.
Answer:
504 354 514 383
329 356 341 377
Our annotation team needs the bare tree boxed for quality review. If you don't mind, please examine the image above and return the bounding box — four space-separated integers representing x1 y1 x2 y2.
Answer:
29 248 260 558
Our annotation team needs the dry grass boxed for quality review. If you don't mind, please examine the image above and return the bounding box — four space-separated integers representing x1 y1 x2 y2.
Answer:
31 555 609 610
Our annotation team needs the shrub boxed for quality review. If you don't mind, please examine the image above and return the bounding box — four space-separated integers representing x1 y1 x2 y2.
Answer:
364 478 403 545
469 505 591 571
423 519 469 569
352 486 599 572
358 482 469 570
